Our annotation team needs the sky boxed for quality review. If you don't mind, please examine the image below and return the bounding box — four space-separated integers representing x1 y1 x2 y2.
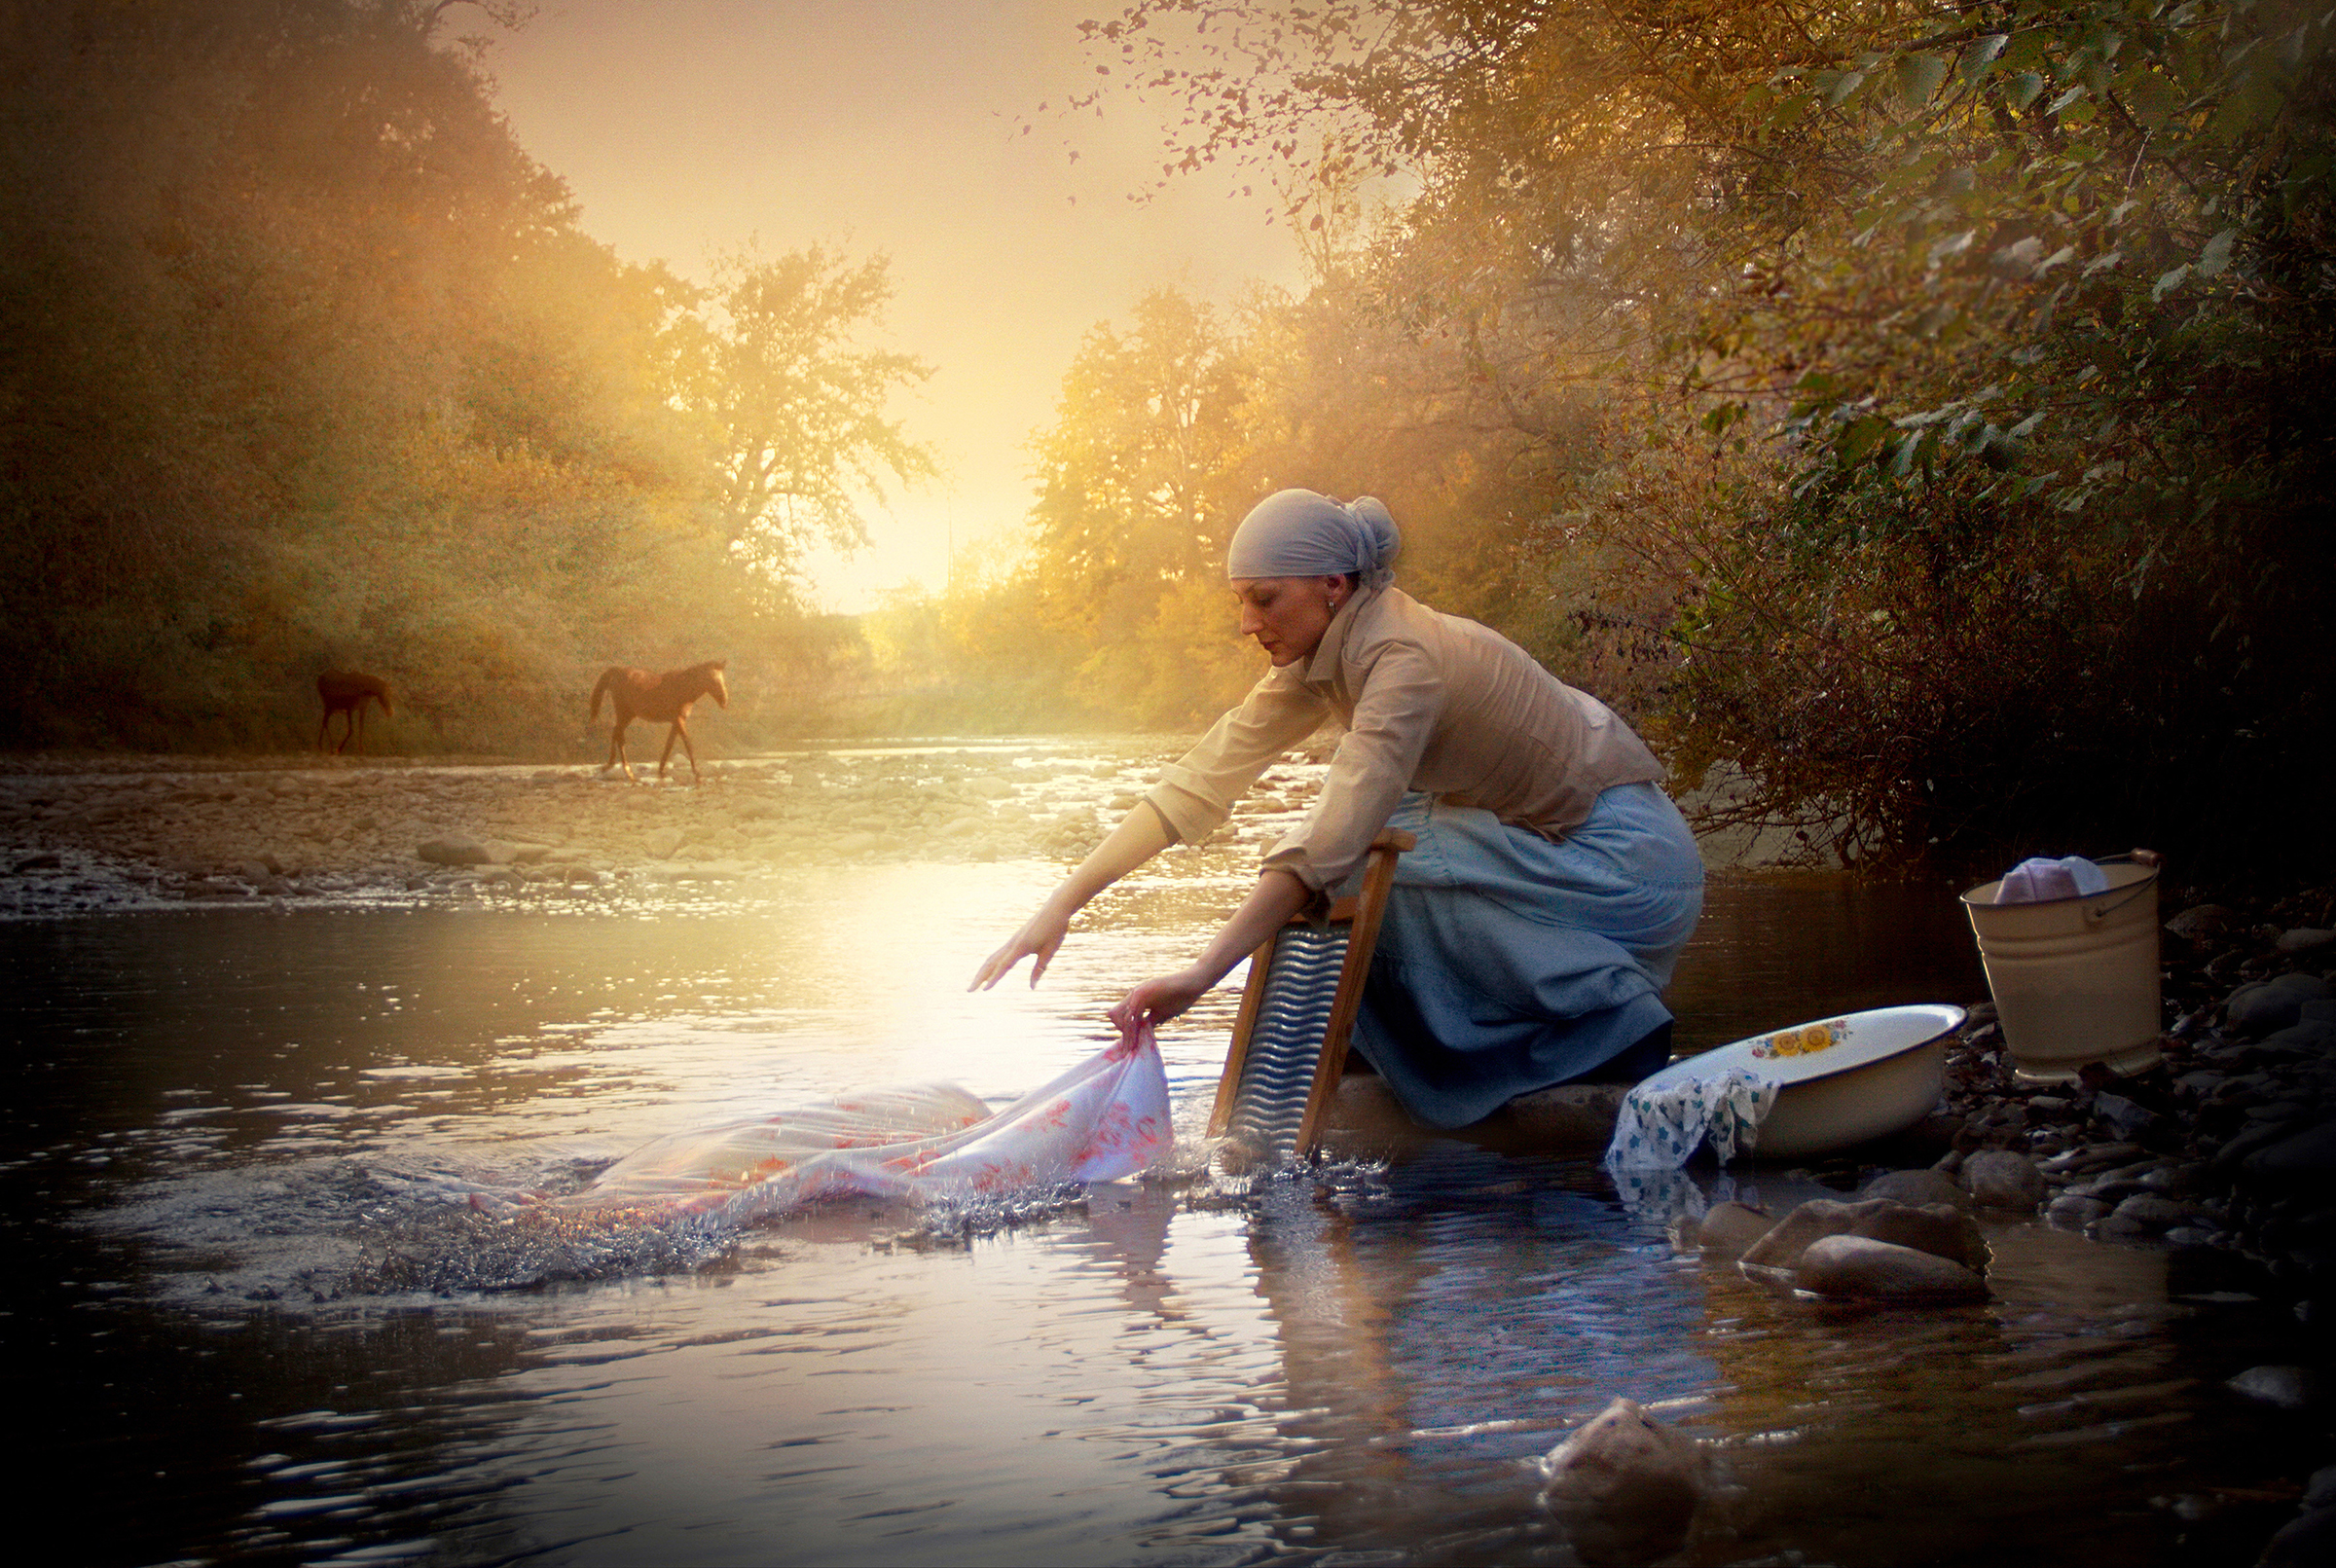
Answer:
482 0 1307 612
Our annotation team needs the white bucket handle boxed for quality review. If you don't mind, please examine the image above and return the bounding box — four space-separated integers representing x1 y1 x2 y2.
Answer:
2083 877 2157 924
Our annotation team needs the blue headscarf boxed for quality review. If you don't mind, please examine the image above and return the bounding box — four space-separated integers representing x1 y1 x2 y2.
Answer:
1224 490 1401 589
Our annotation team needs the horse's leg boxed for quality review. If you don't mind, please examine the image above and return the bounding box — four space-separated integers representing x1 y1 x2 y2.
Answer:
610 717 637 782
317 709 333 753
657 719 681 783
349 701 365 756
675 715 702 785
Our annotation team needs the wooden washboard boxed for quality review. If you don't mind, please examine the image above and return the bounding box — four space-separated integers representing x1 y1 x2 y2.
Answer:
1207 829 1413 1164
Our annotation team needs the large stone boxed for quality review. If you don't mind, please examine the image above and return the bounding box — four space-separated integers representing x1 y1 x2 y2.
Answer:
2226 973 2335 1037
416 834 505 867
2164 904 2236 941
1741 1197 1883 1272
1739 1196 1987 1274
2047 1193 2111 1227
2227 1365 2318 1411
1960 1149 2046 1210
1696 1201 1774 1255
2089 1091 2162 1142
2098 1193 2195 1234
1855 1202 1991 1272
1796 1235 1989 1303
2276 928 2336 956
2259 1508 2336 1568
1860 1167 1972 1210
2243 1118 2336 1183
1536 1397 1711 1566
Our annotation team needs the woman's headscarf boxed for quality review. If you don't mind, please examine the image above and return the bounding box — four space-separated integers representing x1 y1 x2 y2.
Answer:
1224 490 1401 589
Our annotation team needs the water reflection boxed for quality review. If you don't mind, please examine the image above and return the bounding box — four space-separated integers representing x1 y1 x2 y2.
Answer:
0 811 2301 1566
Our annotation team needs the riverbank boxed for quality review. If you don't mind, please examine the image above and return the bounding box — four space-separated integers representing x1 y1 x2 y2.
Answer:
0 746 1329 919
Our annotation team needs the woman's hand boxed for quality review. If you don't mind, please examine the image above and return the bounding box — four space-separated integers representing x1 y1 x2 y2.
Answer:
1108 966 1217 1032
969 898 1075 991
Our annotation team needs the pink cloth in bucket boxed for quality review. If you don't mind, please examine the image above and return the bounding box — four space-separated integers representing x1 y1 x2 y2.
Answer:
535 1022 1173 1223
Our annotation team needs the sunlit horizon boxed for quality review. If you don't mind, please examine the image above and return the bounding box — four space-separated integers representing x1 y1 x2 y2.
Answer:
486 0 1306 614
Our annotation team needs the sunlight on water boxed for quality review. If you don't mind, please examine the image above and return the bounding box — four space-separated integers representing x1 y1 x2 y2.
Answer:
0 748 2306 1566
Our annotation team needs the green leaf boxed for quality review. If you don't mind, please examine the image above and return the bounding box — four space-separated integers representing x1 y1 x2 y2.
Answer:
1837 415 1891 463
2005 71 2046 110
1960 34 2010 84
2195 227 2238 276
2152 263 2192 300
1896 52 1950 106
1824 69 1868 107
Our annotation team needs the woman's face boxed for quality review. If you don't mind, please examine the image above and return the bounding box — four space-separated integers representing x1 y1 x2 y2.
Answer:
1232 575 1351 668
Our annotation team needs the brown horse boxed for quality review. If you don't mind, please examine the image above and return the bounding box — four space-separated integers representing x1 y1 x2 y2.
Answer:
591 660 728 784
317 671 393 754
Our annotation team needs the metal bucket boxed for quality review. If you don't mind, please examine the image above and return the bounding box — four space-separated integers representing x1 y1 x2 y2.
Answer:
1959 858 2162 1081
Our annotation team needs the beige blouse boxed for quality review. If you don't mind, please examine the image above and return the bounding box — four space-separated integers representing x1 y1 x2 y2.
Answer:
1145 585 1665 893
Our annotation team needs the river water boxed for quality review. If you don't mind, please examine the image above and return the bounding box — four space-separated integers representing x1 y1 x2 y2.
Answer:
0 748 2311 1565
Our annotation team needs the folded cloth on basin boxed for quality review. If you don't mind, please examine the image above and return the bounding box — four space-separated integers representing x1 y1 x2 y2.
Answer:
1604 1067 1779 1169
1993 856 2109 904
524 1023 1173 1224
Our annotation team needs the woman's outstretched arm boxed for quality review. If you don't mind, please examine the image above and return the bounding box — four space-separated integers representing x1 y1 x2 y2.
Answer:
1107 868 1311 1030
969 805 1178 990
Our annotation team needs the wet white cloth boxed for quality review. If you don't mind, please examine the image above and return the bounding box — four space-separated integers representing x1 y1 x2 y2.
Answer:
1604 1067 1780 1169
522 1025 1173 1223
1994 856 2109 904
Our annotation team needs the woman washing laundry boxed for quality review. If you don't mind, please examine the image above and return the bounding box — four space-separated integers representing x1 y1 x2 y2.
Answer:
970 489 1704 1129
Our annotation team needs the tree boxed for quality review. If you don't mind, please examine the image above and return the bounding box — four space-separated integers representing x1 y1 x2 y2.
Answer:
668 245 936 583
1070 0 2336 877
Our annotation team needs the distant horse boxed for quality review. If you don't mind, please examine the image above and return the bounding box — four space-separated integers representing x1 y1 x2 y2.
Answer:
591 660 728 784
316 671 393 754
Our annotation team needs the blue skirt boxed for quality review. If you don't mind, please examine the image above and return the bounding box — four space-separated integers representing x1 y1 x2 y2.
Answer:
1345 782 1704 1129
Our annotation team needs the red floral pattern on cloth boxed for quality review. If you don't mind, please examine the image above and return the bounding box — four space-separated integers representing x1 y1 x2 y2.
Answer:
538 1021 1175 1223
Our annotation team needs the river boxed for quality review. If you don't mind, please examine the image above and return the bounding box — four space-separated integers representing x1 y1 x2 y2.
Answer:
0 745 2309 1565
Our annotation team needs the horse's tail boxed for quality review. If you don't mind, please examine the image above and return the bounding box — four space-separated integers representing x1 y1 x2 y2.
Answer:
589 667 619 724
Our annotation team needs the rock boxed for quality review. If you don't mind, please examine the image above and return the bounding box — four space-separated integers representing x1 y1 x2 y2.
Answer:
2258 1507 2336 1568
1696 1201 1774 1255
509 842 554 864
2276 928 2336 956
2048 1193 2112 1227
2226 1364 2318 1411
2225 974 2335 1038
236 859 272 884
966 774 1014 800
1740 1198 1880 1273
417 834 496 867
1740 1197 1987 1274
2039 1142 2143 1176
1536 1398 1711 1566
2243 1119 2336 1183
2090 1092 2162 1142
2165 904 2236 941
1796 1235 1989 1303
1857 1203 1991 1271
1960 1149 2046 1210
2099 1193 2195 1234
2305 1465 2336 1511
1860 1168 1972 1210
